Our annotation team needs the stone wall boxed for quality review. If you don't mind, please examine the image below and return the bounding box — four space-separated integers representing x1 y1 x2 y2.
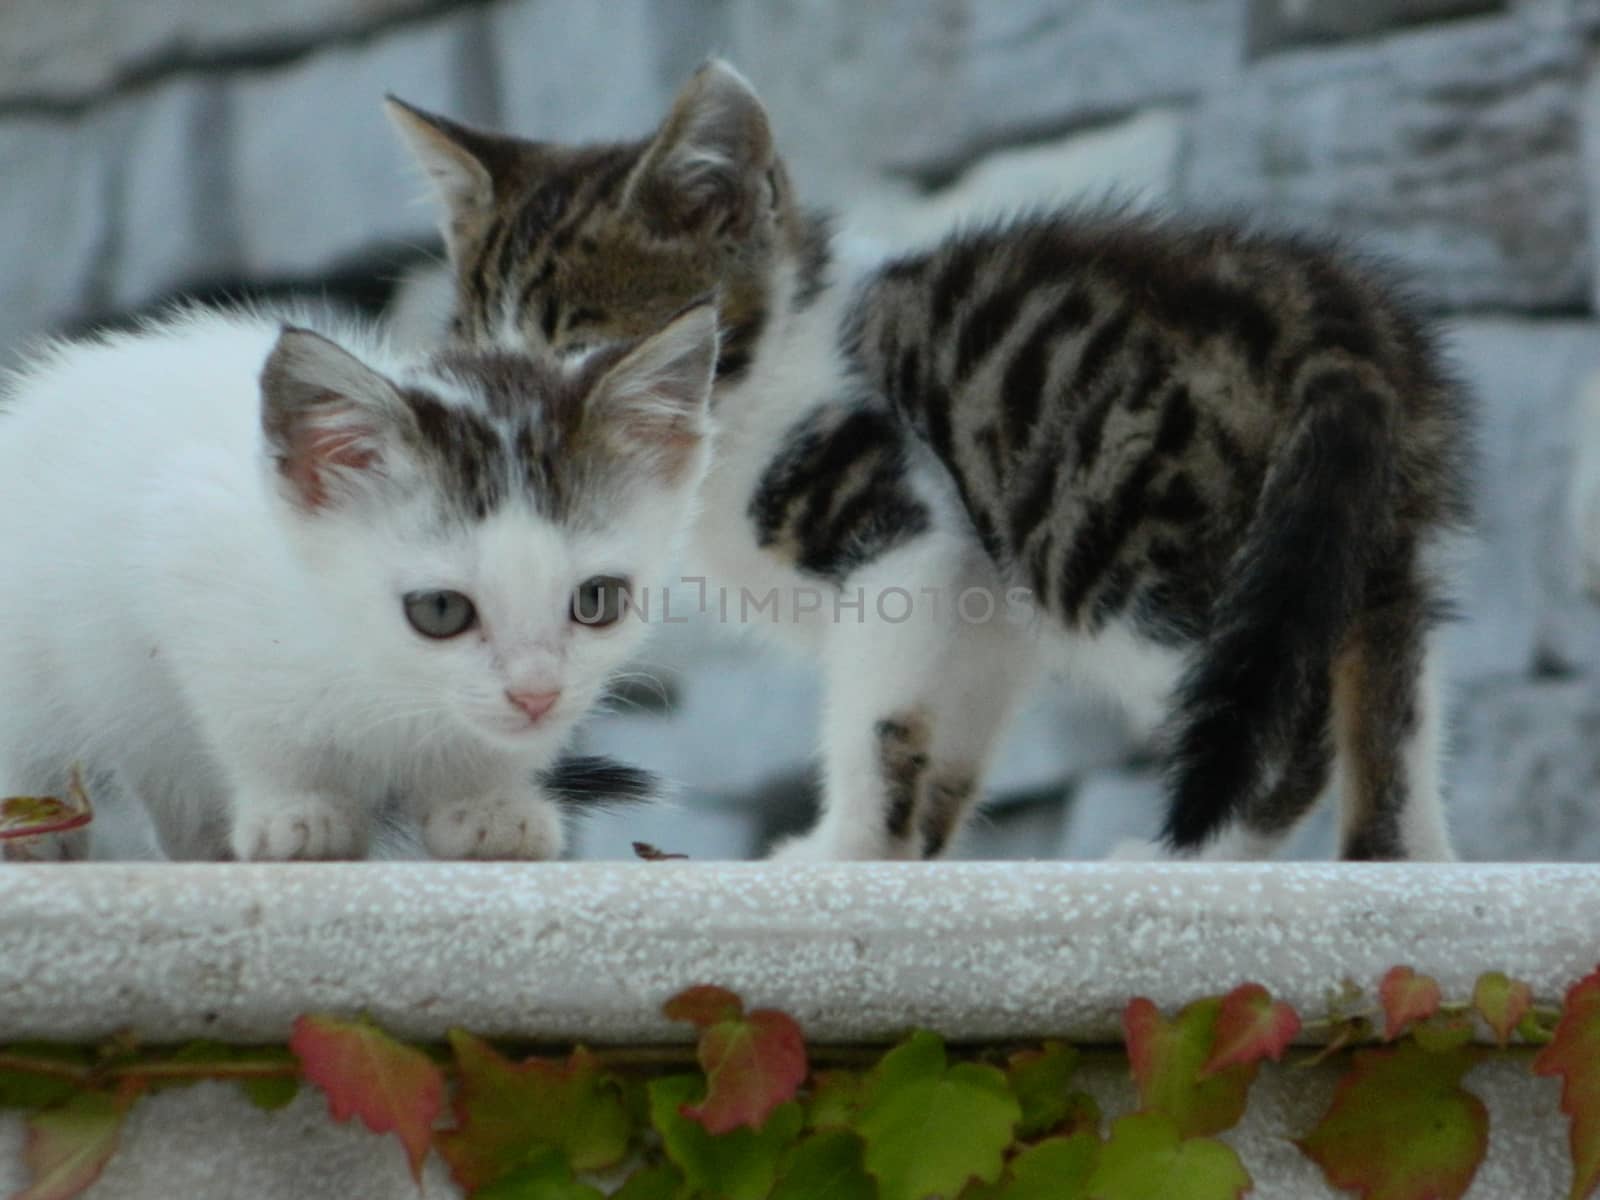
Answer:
5 0 1600 860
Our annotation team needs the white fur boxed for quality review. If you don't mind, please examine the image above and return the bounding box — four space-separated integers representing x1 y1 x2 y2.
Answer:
0 307 707 861
1388 634 1455 861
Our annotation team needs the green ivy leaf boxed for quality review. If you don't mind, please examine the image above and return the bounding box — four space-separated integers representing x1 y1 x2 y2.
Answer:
1087 1113 1250 1200
1534 966 1600 1200
1518 1009 1556 1046
1007 1041 1080 1138
1010 1134 1099 1199
0 1045 93 1111
805 1070 863 1130
1123 997 1255 1137
240 1076 300 1111
1411 1015 1475 1056
1472 972 1533 1049
15 1086 137 1200
964 1133 1099 1200
472 1147 606 1200
0 1072 79 1113
649 1073 803 1200
855 1030 1020 1200
769 1131 876 1200
436 1033 630 1192
1297 1041 1487 1200
610 1163 686 1200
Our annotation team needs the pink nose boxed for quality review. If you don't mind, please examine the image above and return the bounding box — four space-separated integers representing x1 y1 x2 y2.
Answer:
506 689 561 723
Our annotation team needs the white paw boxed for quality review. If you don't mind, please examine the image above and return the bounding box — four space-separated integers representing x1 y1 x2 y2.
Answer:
232 796 363 861
421 792 564 861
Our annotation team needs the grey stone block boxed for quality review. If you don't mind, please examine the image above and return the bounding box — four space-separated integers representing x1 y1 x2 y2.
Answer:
0 0 446 105
492 0 669 143
1183 18 1587 310
725 0 971 195
1247 0 1506 56
1580 59 1600 315
1441 319 1600 683
230 10 490 281
0 115 113 358
959 0 1243 168
728 0 1239 187
1449 676 1600 861
108 76 240 311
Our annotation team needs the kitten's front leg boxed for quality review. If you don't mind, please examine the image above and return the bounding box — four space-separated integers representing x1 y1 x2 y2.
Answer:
416 776 565 861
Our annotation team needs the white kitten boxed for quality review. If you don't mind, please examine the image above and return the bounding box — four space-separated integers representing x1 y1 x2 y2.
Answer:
0 302 717 861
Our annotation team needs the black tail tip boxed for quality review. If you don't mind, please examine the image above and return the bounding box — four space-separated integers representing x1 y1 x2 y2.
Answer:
541 755 661 808
1159 802 1225 856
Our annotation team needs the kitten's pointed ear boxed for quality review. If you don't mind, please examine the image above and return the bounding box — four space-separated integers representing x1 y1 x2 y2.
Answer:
623 60 776 235
589 301 719 482
384 95 517 256
261 327 408 511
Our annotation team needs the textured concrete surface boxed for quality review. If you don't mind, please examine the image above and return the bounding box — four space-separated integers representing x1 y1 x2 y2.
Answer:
0 862 1594 1044
1185 16 1588 310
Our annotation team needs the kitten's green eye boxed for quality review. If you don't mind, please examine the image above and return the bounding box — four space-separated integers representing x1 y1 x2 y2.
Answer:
404 590 477 639
570 575 630 629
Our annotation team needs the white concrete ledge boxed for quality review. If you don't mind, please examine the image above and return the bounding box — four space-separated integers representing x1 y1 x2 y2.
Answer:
0 861 1594 1044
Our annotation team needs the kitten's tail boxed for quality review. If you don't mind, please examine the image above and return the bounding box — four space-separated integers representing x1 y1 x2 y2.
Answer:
541 755 662 808
1161 363 1396 851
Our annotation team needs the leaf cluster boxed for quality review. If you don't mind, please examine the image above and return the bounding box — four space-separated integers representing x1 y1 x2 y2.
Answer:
0 967 1595 1200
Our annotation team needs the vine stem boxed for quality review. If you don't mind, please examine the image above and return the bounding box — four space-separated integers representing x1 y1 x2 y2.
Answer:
0 992 1561 1088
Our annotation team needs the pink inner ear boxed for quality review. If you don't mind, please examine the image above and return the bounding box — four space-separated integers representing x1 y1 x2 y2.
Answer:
283 424 378 509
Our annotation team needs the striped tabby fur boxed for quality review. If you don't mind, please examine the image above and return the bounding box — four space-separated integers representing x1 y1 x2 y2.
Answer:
387 62 1472 862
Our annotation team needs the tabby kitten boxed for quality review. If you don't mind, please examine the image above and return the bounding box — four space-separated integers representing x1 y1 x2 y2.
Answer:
386 62 1470 862
0 302 716 861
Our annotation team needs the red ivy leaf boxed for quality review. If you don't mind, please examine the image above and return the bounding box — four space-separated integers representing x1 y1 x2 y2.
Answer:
289 1014 444 1182
1201 983 1301 1077
1534 966 1600 1200
1379 967 1442 1041
435 1033 630 1191
663 985 745 1029
663 986 808 1135
1473 972 1533 1049
1124 996 1256 1138
1297 1041 1487 1200
15 1085 137 1200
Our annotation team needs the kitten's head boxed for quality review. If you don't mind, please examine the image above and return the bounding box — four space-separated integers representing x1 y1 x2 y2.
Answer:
259 304 716 753
385 60 829 387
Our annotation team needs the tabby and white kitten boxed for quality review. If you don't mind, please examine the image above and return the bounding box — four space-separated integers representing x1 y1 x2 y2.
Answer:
0 303 717 861
387 62 1470 862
